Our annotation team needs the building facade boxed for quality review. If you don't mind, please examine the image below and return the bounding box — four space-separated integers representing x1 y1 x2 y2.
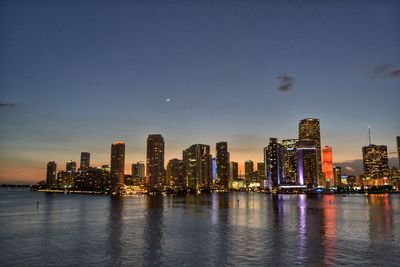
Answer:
322 146 334 186
265 138 285 188
281 139 298 183
362 144 389 179
111 141 125 192
80 152 90 173
46 161 57 188
166 158 185 190
185 144 212 191
216 142 230 189
146 134 165 190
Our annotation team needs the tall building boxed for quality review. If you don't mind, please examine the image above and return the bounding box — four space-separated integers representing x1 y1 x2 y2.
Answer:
333 166 342 187
257 161 265 181
397 136 400 169
322 146 334 186
362 144 389 179
297 143 318 187
131 161 145 185
185 144 212 191
146 134 165 190
244 160 254 183
111 141 125 192
216 142 230 189
281 139 298 183
166 158 185 189
80 152 90 173
66 160 76 174
265 138 285 188
298 118 322 185
229 161 239 181
46 161 57 188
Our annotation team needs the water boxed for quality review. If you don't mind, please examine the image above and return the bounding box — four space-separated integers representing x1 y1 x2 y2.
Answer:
1 188 399 267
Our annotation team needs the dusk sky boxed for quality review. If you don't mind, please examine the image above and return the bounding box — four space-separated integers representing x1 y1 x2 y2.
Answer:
1 0 399 183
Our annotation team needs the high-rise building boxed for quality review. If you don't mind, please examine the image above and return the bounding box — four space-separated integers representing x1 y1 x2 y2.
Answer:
297 143 318 187
229 161 239 181
397 136 400 169
66 160 76 174
80 152 90 173
111 141 125 192
322 146 334 186
362 144 389 179
131 161 145 185
146 134 165 190
298 118 322 185
257 162 265 181
244 160 254 184
216 142 230 189
333 166 342 187
185 144 212 191
46 161 57 188
166 158 185 189
265 138 285 188
282 139 298 183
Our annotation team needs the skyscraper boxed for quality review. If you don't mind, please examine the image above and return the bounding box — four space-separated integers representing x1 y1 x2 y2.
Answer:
322 146 334 186
46 161 57 188
244 160 254 184
298 118 322 186
80 152 90 173
362 144 389 179
185 144 212 191
257 161 265 181
229 161 239 181
265 138 285 188
397 136 400 169
281 139 298 183
111 141 125 192
66 160 76 173
216 142 230 189
131 161 145 185
333 166 342 187
166 158 185 189
146 134 165 190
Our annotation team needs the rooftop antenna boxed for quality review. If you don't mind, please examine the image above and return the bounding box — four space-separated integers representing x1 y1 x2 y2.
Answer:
368 125 371 145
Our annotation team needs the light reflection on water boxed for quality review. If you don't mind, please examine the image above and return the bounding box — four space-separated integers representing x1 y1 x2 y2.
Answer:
0 189 399 266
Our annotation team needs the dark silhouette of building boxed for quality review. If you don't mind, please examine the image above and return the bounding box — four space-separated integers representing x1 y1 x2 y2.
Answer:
146 134 165 190
229 161 239 181
111 141 125 192
66 160 76 174
80 152 90 173
46 161 57 188
216 142 230 190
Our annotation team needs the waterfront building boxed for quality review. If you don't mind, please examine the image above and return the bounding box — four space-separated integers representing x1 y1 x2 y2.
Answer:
281 139 298 183
322 146 334 186
257 162 266 181
216 142 230 189
265 138 285 188
298 118 323 185
212 157 217 181
66 160 76 174
167 158 185 189
362 144 389 184
111 141 125 192
57 171 75 189
229 161 239 181
244 160 254 184
146 134 165 190
397 136 400 169
80 152 90 173
46 161 57 189
185 144 212 191
297 142 318 187
131 161 145 185
333 166 342 187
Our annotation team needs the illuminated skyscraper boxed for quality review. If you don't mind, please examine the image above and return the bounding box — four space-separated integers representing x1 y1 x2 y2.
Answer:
362 144 389 179
80 152 90 173
185 144 212 191
146 134 165 190
397 136 400 169
66 160 76 173
111 141 125 192
298 118 322 185
244 160 254 183
131 161 145 185
265 138 285 188
297 143 318 187
322 146 334 186
46 161 57 188
167 158 185 189
281 139 298 183
333 166 342 187
216 142 230 189
229 161 239 181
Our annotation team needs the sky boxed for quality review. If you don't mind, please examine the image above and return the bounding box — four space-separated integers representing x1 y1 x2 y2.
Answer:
0 0 399 183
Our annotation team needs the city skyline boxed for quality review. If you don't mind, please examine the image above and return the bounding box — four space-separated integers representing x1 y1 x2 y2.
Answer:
1 0 399 183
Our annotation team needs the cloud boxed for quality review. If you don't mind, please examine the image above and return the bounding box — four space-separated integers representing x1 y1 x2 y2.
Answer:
369 64 400 79
277 73 295 91
0 102 16 108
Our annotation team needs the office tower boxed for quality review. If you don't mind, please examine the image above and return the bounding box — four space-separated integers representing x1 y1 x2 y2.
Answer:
257 162 265 181
362 144 389 179
111 141 125 192
146 134 165 190
131 161 145 185
397 136 400 169
46 161 57 188
80 152 90 173
212 158 217 181
166 158 185 189
185 144 212 191
216 142 230 189
298 118 322 185
66 160 76 173
297 143 318 187
333 166 342 187
282 139 298 183
244 160 254 183
229 161 239 181
322 146 334 186
265 138 285 188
